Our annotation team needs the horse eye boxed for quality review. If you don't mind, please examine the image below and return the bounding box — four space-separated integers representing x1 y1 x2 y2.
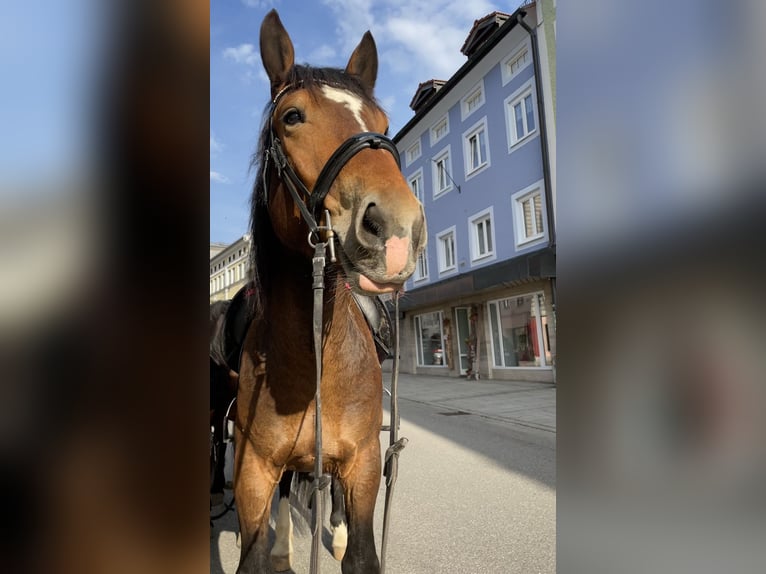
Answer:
283 109 303 126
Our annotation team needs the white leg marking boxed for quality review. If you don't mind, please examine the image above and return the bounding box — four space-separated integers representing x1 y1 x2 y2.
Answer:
320 85 368 131
271 497 293 572
331 520 348 561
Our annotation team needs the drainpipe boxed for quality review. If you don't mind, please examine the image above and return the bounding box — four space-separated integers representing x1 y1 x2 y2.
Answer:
517 10 556 383
517 10 555 249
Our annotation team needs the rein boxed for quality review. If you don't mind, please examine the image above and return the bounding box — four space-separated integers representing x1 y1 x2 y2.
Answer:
263 85 406 574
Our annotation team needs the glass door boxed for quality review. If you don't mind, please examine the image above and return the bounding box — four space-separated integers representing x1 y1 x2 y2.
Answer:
455 307 472 375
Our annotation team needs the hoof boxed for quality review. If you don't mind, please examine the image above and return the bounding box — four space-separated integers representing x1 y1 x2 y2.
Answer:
331 521 347 561
271 553 292 572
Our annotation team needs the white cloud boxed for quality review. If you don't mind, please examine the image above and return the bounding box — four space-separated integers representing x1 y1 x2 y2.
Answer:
309 44 337 64
241 0 275 8
210 171 230 183
320 0 498 80
210 134 223 157
223 43 260 66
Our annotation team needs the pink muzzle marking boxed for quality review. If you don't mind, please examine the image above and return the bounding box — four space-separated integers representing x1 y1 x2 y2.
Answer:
384 235 410 277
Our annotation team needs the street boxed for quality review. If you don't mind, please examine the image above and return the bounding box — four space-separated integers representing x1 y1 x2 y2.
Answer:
211 376 556 573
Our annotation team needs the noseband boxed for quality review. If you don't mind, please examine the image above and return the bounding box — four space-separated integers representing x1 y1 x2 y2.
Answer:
263 84 401 239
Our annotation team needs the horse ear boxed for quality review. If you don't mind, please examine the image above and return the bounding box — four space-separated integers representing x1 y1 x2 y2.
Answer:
345 31 378 95
260 9 295 97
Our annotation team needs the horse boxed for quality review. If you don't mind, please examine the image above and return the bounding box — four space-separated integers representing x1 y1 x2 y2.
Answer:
209 286 349 562
210 299 237 505
233 9 426 573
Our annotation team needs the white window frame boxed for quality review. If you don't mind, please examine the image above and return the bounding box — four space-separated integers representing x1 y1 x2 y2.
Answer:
414 311 446 367
408 167 424 204
487 292 550 369
468 206 496 263
462 117 490 178
413 248 429 283
501 38 532 85
436 226 457 275
504 80 538 151
511 180 548 247
431 145 453 199
460 80 485 120
429 114 450 146
405 139 422 167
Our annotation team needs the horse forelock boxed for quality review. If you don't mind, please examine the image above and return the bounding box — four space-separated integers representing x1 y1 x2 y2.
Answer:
247 64 383 321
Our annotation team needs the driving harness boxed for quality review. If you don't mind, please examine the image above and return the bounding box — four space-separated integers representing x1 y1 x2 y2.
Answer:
249 81 407 574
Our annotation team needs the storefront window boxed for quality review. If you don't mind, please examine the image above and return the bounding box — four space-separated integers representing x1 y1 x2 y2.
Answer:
414 311 445 366
488 293 547 367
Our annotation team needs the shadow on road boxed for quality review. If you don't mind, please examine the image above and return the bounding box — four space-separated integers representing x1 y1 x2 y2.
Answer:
394 397 556 490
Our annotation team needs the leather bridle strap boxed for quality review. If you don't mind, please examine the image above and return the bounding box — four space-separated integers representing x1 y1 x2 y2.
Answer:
309 241 330 574
381 293 407 574
308 132 401 221
265 130 400 235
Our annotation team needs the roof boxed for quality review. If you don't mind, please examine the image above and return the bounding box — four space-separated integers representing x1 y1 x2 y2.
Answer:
460 11 512 58
394 6 529 144
409 79 447 112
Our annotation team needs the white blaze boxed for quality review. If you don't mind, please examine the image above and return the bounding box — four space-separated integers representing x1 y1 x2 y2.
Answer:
320 85 368 131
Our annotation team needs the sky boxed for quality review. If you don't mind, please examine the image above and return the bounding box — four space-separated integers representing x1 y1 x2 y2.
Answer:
210 0 516 244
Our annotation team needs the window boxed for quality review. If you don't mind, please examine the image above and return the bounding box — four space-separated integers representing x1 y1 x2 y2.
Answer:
436 227 457 274
469 207 495 262
413 249 428 282
414 311 446 366
406 140 421 166
502 40 532 85
432 146 453 198
512 182 547 247
488 293 550 367
505 84 537 148
430 115 449 146
408 168 424 203
461 81 485 120
463 118 489 177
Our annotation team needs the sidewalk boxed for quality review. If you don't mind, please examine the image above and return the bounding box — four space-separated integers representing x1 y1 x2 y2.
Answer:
387 372 556 433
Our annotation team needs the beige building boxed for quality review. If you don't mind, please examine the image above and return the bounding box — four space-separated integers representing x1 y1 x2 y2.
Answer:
210 234 251 302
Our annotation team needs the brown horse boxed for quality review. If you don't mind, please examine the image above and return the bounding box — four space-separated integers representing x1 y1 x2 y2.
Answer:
234 9 426 574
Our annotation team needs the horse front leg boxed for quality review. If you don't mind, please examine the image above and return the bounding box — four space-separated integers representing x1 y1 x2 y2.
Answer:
270 470 294 572
330 476 347 561
234 444 279 574
341 439 381 574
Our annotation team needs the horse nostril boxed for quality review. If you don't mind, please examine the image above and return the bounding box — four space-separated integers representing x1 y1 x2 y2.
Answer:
362 203 385 239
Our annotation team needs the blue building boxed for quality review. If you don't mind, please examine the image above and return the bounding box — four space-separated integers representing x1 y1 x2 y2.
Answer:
393 2 556 382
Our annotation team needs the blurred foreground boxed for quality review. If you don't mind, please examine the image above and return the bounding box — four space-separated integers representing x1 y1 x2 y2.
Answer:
1 0 765 572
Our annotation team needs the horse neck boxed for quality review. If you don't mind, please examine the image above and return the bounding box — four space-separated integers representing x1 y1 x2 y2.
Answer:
265 255 375 372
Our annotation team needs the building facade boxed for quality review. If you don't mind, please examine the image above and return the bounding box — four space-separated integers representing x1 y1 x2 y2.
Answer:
394 1 556 382
210 234 251 302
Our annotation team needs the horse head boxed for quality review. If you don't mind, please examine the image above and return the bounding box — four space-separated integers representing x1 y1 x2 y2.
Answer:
256 9 426 296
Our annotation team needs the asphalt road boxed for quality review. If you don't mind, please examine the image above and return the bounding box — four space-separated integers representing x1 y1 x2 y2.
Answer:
211 397 556 573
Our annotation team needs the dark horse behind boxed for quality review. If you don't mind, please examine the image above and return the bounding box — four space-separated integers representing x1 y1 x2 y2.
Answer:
233 9 426 574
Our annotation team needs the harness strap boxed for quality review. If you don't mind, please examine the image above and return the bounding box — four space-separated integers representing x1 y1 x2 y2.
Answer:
310 241 329 574
380 293 407 574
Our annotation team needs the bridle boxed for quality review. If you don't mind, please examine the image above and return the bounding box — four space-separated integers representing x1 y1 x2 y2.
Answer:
262 82 407 574
262 82 401 242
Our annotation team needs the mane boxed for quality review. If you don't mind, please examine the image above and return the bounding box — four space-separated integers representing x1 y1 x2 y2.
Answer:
246 64 382 323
